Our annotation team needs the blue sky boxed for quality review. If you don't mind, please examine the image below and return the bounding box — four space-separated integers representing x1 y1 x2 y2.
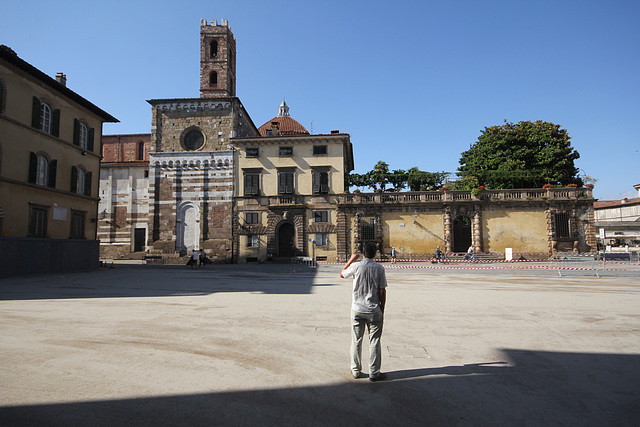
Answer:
2 0 638 200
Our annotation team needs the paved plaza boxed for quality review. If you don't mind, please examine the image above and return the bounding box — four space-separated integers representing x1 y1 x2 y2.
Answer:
1 262 639 426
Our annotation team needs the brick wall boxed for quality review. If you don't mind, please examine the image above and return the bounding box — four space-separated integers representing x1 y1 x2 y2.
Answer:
102 134 151 163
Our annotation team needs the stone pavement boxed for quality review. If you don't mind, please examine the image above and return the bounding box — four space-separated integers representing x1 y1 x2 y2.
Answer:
1 263 639 426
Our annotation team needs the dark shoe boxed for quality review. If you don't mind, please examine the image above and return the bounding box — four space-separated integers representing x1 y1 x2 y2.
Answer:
352 371 363 379
369 372 387 382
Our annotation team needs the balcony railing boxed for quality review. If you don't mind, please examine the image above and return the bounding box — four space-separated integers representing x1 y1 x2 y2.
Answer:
337 188 593 205
237 188 593 208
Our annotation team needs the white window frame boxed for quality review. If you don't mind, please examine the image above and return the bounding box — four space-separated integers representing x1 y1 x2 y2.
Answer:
40 103 51 133
36 156 48 186
76 168 86 195
246 234 259 248
79 123 88 149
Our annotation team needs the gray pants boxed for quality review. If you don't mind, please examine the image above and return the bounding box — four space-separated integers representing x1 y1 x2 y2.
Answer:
350 308 384 377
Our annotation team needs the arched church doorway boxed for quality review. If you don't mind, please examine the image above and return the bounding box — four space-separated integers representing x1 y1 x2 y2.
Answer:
453 216 472 252
277 222 296 257
176 202 200 253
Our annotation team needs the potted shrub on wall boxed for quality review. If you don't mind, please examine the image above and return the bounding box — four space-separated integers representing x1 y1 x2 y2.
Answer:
542 183 553 189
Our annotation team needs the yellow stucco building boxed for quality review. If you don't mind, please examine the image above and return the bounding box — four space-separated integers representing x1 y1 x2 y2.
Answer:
0 45 117 276
233 101 354 262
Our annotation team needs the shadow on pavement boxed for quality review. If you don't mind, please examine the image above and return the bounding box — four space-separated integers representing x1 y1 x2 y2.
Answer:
1 349 638 426
0 264 323 301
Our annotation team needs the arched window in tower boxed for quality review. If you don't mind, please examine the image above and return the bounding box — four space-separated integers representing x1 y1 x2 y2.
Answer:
210 40 218 58
138 141 145 160
210 71 218 87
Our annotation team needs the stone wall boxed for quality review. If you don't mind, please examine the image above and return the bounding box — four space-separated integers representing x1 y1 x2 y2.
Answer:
335 189 596 262
102 134 151 163
97 165 149 258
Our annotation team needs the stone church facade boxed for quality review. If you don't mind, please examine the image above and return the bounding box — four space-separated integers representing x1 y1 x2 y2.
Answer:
98 19 596 263
99 20 259 261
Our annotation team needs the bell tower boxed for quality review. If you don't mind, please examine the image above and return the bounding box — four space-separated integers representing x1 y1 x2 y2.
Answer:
200 19 236 98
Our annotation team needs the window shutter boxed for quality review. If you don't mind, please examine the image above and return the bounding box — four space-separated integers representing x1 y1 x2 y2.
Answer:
278 173 285 194
312 171 320 194
244 174 250 195
70 166 77 193
250 174 259 195
28 152 37 183
73 119 80 146
51 110 60 137
88 128 95 152
320 171 329 193
84 172 92 196
31 97 41 129
48 160 57 188
286 173 294 194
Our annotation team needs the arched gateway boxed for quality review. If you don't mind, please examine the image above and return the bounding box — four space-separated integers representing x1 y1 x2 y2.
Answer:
453 215 472 252
277 222 296 257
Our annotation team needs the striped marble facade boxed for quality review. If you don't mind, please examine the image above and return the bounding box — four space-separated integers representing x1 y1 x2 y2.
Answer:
147 151 234 258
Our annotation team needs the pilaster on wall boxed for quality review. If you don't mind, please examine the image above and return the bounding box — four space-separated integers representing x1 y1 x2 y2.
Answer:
336 211 350 263
443 208 452 252
473 209 482 253
545 208 554 255
584 207 596 251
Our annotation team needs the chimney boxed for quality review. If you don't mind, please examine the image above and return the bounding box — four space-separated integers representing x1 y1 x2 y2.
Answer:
56 73 67 87
331 130 339 134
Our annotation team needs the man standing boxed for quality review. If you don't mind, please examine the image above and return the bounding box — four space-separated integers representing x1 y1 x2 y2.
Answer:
190 249 198 269
198 249 207 268
340 242 387 382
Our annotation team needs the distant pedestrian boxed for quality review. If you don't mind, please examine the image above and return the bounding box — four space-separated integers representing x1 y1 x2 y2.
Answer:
340 242 388 382
198 249 207 268
435 246 443 262
464 245 475 261
391 247 397 264
190 249 198 269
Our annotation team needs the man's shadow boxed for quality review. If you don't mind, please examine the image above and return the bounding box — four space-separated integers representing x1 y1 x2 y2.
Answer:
384 361 509 380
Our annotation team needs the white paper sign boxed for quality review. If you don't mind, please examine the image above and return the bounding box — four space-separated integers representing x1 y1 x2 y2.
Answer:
505 248 513 261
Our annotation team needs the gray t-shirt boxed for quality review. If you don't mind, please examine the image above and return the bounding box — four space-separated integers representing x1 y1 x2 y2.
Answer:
342 258 387 313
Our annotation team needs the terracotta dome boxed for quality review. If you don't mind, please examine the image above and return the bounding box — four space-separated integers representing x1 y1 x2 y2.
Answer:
258 100 309 136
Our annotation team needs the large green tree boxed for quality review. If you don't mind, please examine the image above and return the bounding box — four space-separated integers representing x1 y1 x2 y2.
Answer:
369 161 390 190
407 168 449 191
457 120 582 189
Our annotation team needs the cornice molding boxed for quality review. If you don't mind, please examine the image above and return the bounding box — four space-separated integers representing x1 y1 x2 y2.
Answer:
149 151 233 169
152 100 232 112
